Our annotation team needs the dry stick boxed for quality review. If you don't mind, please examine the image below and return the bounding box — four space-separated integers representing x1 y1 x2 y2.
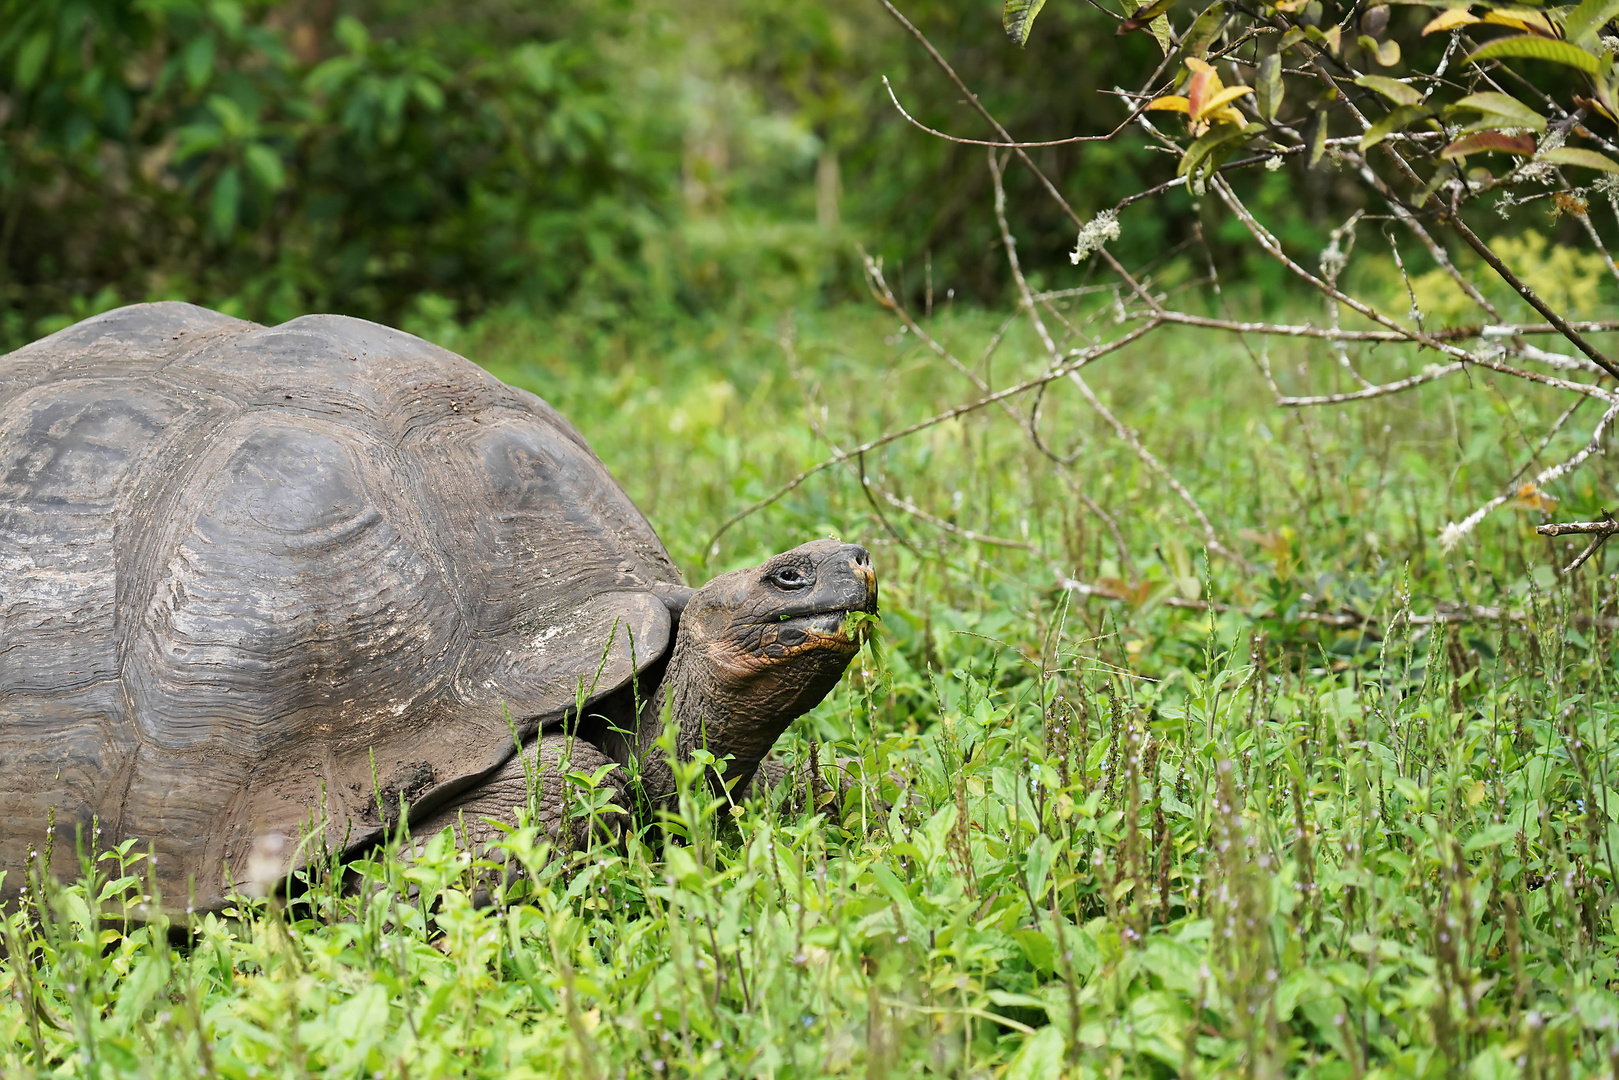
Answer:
1060 582 1619 629
1536 519 1619 537
1212 177 1614 401
1536 513 1619 576
1444 212 1619 382
1503 395 1588 492
986 153 1247 569
701 327 1158 556
1537 513 1618 576
1272 364 1467 407
1442 398 1619 550
859 252 1138 568
778 324 927 560
1322 211 1376 389
1346 157 1503 323
879 0 1162 333
859 251 1023 416
1560 177 1619 290
880 74 1163 149
1140 312 1619 343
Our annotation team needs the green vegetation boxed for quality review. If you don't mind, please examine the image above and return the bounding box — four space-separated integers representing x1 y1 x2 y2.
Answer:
4 303 1618 1076
0 0 1202 342
7 0 1619 1074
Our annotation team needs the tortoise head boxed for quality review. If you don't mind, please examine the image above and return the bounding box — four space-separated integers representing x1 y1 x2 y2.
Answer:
659 539 877 779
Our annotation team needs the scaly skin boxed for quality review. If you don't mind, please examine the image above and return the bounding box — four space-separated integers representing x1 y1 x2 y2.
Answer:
626 539 877 806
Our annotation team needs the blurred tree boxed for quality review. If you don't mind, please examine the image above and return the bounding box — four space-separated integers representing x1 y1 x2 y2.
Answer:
0 0 1197 342
0 0 669 339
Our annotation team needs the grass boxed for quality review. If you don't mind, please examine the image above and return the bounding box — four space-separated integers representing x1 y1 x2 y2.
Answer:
3 295 1619 1077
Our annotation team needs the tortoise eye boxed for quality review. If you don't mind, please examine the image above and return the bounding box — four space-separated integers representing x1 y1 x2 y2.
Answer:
770 566 809 590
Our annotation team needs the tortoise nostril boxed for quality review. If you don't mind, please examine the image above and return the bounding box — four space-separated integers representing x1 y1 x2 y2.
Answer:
849 545 871 566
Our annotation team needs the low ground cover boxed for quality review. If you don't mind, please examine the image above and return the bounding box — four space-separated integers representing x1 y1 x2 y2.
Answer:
2 301 1617 1077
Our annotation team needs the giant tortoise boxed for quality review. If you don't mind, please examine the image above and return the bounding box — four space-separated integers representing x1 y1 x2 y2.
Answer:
0 302 876 912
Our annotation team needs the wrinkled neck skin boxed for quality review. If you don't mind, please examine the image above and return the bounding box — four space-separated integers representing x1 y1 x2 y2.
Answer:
629 619 853 806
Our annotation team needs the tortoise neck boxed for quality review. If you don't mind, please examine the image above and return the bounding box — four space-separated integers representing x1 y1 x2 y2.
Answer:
630 628 779 806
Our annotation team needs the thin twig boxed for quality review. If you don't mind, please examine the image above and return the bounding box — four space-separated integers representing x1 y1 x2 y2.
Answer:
1443 398 1619 549
1275 365 1466 406
701 325 1157 558
1445 210 1619 382
987 153 1247 569
881 76 1146 148
1536 518 1619 537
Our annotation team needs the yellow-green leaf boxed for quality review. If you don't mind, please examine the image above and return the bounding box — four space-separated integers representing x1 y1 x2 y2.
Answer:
1565 0 1619 45
1423 8 1480 33
1540 146 1619 171
1003 0 1048 46
1360 104 1435 150
1184 2 1229 58
1177 121 1251 178
1119 0 1177 31
1196 85 1254 118
1481 9 1555 34
1359 35 1401 65
1150 14 1175 56
1256 53 1284 121
1451 91 1547 131
1466 35 1601 74
1305 107 1329 166
1145 94 1191 112
1355 74 1422 106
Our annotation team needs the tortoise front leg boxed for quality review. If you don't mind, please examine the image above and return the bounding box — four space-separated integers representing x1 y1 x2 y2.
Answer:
410 733 629 855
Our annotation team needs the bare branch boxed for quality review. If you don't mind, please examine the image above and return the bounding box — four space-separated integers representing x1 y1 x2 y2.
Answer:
1275 364 1466 407
1445 211 1619 382
1442 398 1619 550
701 319 1159 558
1536 519 1619 537
880 76 1141 148
987 153 1248 569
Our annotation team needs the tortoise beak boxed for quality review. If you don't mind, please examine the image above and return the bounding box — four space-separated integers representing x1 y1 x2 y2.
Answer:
846 545 878 612
802 540 877 618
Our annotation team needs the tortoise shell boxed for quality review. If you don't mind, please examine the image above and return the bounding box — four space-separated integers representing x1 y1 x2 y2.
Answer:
0 302 679 908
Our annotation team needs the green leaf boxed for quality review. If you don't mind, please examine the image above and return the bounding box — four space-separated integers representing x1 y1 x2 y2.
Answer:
1414 160 1456 207
1150 14 1175 56
1183 2 1230 58
1451 92 1547 131
1024 833 1056 902
210 164 241 238
1012 929 1056 973
1005 1026 1065 1080
1540 146 1619 171
1119 0 1177 32
182 35 216 92
412 76 445 112
335 15 371 54
1355 74 1422 106
870 862 912 907
1177 121 1251 178
1257 53 1284 121
1565 0 1619 45
1359 103 1435 150
1358 35 1401 66
14 31 51 91
1003 0 1048 46
1278 26 1307 51
1467 35 1601 74
1304 106 1329 166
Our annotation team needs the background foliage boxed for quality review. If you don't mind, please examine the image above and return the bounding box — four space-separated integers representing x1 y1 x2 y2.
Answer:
0 0 1205 343
5 0 1619 1075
